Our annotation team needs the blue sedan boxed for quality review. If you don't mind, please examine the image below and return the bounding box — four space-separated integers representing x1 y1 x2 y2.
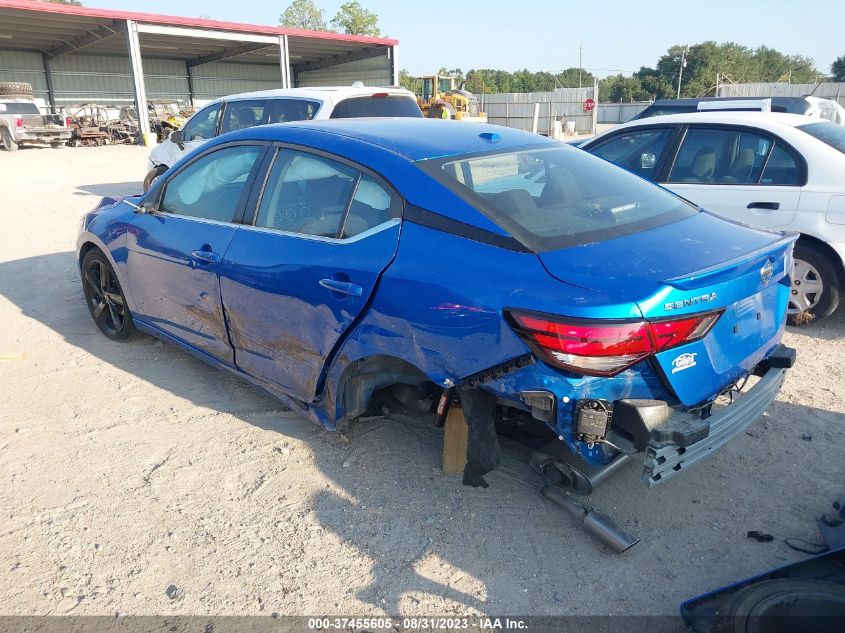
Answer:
77 118 795 493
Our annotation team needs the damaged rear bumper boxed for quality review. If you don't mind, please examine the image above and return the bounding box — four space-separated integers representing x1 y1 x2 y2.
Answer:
642 365 786 486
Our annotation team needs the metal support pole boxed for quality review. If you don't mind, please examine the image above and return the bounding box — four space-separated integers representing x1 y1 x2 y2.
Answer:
186 63 196 107
592 78 598 135
125 19 151 140
677 48 686 99
41 53 56 114
278 35 291 89
531 102 540 134
390 45 399 86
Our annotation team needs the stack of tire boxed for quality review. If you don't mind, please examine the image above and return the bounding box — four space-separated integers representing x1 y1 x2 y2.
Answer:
1 82 34 152
0 81 34 100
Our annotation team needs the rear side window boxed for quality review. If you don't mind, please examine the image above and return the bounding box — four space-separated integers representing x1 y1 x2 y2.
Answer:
668 128 773 185
160 145 263 222
760 145 802 185
429 145 696 252
330 95 423 118
221 100 268 134
255 150 358 238
267 98 320 123
342 175 401 238
589 128 674 179
182 103 221 141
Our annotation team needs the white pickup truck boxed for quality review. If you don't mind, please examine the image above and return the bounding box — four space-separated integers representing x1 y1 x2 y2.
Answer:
0 96 71 151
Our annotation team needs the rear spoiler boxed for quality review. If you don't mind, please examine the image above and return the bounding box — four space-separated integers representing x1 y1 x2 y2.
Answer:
666 232 798 290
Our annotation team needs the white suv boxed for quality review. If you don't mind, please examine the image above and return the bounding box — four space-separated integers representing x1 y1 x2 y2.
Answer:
581 111 845 322
144 86 421 189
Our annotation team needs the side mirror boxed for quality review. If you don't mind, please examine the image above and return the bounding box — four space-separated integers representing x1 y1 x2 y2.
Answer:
170 130 185 150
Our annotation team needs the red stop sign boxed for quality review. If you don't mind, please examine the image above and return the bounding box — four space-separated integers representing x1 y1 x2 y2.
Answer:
583 98 596 112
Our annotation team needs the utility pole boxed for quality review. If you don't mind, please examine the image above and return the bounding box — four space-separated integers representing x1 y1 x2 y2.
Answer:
676 47 687 99
579 44 583 89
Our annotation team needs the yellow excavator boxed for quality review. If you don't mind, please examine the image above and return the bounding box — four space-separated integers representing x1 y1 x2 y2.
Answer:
417 75 487 123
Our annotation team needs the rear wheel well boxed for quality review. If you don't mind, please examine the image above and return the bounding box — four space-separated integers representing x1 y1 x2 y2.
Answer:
796 234 844 289
335 355 437 422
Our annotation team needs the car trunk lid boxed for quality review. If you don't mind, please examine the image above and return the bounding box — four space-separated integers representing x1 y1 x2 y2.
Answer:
537 212 796 405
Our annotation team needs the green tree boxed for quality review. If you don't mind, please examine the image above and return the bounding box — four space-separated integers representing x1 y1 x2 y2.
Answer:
331 1 381 37
398 69 420 94
832 55 845 82
632 41 823 99
280 0 327 31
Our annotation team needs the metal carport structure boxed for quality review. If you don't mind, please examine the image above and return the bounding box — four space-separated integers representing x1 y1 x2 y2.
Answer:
0 0 399 138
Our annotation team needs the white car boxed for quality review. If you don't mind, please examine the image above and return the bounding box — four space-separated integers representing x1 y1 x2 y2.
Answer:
144 86 421 189
581 112 845 322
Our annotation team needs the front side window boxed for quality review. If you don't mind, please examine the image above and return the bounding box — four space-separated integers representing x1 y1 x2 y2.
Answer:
160 145 263 222
668 128 773 185
255 150 358 238
182 103 221 141
589 128 674 179
221 100 268 134
429 145 696 252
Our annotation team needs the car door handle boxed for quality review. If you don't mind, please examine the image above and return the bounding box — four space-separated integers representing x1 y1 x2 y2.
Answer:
191 250 221 264
747 201 780 211
319 278 363 297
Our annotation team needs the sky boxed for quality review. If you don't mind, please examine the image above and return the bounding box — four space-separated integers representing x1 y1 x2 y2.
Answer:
81 0 844 78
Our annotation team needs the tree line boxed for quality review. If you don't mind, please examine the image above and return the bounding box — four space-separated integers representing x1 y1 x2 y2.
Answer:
403 43 844 102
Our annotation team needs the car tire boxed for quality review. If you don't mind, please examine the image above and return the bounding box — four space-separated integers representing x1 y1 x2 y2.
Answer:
0 81 33 97
143 164 168 191
81 249 137 341
714 579 845 633
788 242 841 325
1 128 19 151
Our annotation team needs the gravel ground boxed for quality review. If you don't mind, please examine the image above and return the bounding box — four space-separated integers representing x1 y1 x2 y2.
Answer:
0 145 843 619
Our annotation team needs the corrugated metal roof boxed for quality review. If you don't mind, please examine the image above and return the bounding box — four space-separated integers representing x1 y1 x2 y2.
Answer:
0 0 398 46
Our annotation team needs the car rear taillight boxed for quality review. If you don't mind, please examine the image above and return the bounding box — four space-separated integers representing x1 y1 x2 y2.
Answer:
506 309 722 377
65 116 72 127
15 117 22 128
371 93 389 98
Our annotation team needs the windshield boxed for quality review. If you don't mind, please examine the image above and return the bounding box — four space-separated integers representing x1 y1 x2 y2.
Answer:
1 102 40 114
330 95 422 118
798 121 845 154
428 145 697 251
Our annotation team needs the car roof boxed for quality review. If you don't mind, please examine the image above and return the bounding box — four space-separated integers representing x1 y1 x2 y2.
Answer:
610 111 814 131
209 86 416 106
650 96 810 106
230 117 557 161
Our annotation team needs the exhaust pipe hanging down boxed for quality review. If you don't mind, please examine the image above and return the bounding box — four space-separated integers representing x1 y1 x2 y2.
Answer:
541 485 640 554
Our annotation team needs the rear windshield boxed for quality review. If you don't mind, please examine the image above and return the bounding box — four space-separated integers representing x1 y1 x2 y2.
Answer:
1 102 40 114
798 121 845 155
330 95 423 119
426 145 697 252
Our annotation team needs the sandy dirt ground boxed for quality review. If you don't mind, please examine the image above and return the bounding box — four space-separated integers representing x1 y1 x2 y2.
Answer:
0 145 843 619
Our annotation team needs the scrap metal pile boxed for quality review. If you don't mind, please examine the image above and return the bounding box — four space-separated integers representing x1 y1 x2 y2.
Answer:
62 104 138 146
